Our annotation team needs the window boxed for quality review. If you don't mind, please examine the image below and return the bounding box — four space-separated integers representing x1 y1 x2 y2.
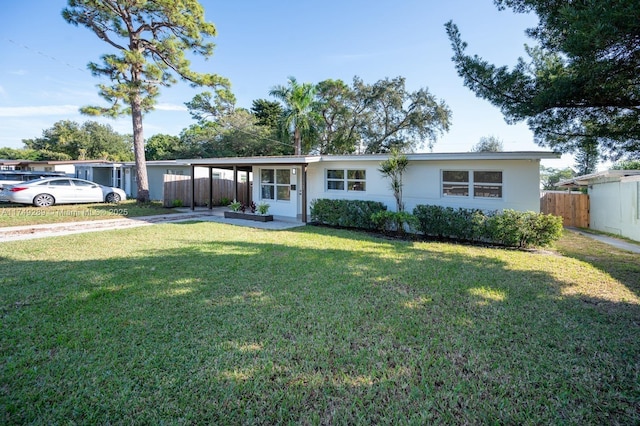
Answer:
473 171 502 198
261 168 290 201
442 170 502 199
442 171 469 197
45 179 72 186
326 169 366 191
166 169 184 175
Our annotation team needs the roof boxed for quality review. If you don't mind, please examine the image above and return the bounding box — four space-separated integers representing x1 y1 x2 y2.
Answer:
0 159 112 166
557 170 640 187
177 151 560 168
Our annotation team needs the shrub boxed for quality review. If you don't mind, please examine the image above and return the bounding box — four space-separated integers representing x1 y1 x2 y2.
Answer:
228 200 241 212
171 199 184 208
413 205 486 241
219 196 231 207
413 204 563 248
371 211 418 235
310 199 387 230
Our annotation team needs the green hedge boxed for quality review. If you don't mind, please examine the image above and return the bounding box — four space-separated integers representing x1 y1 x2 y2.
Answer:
413 204 563 248
371 211 418 235
310 199 387 230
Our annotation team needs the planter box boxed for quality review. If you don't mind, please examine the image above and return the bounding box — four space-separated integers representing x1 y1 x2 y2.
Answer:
224 211 273 222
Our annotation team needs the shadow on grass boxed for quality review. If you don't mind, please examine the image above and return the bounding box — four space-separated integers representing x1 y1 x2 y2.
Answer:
1 225 639 424
554 230 640 298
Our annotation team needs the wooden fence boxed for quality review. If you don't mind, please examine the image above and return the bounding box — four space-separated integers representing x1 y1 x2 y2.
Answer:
540 191 590 228
163 175 250 207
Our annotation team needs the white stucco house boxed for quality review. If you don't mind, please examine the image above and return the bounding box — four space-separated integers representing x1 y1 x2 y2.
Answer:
558 170 640 242
179 151 559 222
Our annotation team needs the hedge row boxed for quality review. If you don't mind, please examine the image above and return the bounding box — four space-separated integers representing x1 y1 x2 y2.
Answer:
310 199 564 248
413 205 564 248
310 199 387 230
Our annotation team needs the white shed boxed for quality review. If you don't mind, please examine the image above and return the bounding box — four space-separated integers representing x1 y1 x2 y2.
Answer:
558 170 640 242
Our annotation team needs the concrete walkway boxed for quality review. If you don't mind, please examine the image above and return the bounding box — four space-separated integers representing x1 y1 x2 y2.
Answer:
566 227 640 254
0 207 304 242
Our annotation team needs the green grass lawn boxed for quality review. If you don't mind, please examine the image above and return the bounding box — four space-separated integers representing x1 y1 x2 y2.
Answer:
1 224 638 424
0 200 176 227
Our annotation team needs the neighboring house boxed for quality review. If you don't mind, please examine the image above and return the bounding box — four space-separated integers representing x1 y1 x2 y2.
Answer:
558 170 640 242
0 159 110 175
178 151 559 222
75 160 235 201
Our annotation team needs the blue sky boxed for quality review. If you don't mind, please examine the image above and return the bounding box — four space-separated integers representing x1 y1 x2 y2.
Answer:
0 0 575 168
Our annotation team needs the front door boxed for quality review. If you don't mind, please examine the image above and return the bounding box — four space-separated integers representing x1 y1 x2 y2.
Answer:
258 168 298 218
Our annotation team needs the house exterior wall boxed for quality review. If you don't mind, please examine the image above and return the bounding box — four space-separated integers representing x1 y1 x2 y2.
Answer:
589 177 640 242
306 158 542 215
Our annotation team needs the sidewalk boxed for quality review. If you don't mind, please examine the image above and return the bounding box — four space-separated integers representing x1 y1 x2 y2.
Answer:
0 208 304 242
566 227 640 254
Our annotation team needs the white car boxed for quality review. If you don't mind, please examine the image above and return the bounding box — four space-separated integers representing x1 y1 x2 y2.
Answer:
4 177 126 207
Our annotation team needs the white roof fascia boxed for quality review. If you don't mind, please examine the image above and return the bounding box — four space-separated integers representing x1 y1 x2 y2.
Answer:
178 151 559 166
557 170 640 187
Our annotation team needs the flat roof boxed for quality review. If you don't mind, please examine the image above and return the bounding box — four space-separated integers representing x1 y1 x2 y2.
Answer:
177 151 560 167
557 169 640 187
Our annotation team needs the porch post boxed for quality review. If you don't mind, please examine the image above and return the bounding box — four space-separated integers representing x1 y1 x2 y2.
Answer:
233 166 238 202
190 165 195 210
208 167 213 210
301 164 308 223
245 170 251 204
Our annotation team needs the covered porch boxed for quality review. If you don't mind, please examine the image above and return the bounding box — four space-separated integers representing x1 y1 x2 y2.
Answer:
179 156 313 223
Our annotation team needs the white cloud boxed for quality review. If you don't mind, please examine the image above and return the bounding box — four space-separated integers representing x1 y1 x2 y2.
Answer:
0 105 79 117
155 102 188 112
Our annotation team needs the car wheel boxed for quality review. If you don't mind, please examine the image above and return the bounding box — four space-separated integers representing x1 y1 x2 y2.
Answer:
106 192 121 203
33 193 55 207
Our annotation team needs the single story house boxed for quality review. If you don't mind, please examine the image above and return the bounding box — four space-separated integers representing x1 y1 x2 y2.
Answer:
75 160 235 201
0 159 110 174
178 151 559 222
558 170 640 242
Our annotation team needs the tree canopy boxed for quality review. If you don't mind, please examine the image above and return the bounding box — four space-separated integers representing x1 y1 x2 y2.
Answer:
446 0 640 160
471 136 504 152
22 120 133 161
265 76 450 155
63 0 228 201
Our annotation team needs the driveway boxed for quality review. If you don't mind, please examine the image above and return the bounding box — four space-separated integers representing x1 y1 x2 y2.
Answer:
0 208 304 242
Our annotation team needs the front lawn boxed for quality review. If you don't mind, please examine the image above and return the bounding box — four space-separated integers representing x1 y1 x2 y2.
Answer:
1 224 638 424
0 200 176 227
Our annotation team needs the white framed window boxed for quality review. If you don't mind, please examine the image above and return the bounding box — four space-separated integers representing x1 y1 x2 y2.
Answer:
442 170 502 199
473 171 502 198
166 169 184 175
260 168 290 201
442 171 469 197
326 169 366 191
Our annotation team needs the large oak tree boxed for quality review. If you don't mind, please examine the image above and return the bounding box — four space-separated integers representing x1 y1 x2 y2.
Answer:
446 0 640 160
63 0 228 201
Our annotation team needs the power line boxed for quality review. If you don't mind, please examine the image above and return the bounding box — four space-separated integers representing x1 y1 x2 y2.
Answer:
5 38 87 73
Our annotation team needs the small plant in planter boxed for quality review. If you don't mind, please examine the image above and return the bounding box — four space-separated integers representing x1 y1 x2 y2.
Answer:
239 203 247 213
257 202 270 215
229 200 242 212
249 201 257 214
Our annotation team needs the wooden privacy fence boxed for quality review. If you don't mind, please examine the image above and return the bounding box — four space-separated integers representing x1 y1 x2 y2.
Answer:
163 175 250 207
540 191 589 228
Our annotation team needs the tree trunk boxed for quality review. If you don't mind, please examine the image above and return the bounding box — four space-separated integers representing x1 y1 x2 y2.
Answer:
294 127 301 155
131 93 150 202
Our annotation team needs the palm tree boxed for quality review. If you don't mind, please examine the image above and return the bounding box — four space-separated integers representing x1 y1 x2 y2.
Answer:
269 77 316 155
